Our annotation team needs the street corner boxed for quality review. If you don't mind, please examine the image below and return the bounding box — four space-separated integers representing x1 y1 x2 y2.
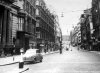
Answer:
6 67 29 73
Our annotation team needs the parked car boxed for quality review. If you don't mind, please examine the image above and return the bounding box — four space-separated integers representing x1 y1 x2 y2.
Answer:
23 49 43 63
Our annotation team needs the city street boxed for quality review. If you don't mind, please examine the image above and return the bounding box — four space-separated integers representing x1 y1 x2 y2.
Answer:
1 47 100 73
0 0 99 73
22 47 100 73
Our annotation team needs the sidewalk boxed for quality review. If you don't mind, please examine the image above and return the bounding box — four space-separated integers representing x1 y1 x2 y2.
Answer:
0 51 59 66
0 55 20 66
73 46 100 54
6 67 29 73
90 51 100 54
0 51 59 73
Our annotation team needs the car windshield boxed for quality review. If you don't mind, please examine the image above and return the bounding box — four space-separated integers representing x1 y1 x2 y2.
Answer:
25 49 37 55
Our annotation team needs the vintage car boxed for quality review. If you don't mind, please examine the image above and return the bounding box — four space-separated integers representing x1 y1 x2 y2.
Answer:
23 49 43 63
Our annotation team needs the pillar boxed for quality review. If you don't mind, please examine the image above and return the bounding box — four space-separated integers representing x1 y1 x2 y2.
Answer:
2 9 8 46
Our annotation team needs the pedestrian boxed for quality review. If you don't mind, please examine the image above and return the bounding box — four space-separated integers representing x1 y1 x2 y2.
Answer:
60 47 62 54
44 48 46 53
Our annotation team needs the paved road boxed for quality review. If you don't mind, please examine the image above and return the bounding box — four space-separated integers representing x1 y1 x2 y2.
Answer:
0 62 18 73
0 51 59 73
23 49 100 73
1 47 100 73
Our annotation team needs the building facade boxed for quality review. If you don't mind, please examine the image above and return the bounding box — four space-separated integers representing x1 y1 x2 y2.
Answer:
54 15 62 51
0 0 60 56
0 0 21 55
13 0 36 53
0 0 37 56
80 9 93 50
70 26 78 47
70 9 92 51
92 0 100 51
35 0 55 53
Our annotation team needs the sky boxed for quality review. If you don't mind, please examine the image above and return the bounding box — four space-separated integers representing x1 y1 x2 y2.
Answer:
44 0 92 35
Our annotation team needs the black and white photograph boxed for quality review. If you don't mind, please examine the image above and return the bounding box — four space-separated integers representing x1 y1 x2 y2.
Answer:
0 0 100 73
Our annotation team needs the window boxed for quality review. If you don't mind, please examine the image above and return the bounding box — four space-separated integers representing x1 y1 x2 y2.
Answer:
36 9 39 15
18 18 24 31
26 1 29 13
36 0 39 5
30 6 32 16
32 8 35 17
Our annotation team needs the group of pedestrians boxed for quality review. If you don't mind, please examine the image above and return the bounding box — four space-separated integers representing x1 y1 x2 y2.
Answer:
59 45 74 54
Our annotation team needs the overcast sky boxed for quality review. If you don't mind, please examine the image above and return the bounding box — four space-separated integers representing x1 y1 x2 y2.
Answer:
44 0 92 35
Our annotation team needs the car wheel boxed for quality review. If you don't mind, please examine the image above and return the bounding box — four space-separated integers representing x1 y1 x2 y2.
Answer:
40 59 42 62
33 58 37 63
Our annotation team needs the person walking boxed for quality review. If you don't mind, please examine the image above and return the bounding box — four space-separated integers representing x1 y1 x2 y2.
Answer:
59 47 62 54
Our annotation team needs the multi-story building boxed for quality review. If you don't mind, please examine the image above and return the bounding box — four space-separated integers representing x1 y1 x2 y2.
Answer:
70 31 73 46
76 23 81 50
70 9 93 51
35 0 55 52
70 26 78 47
80 9 93 50
80 14 87 50
92 0 100 51
0 0 60 55
54 15 62 51
70 23 81 50
12 0 36 53
0 0 20 55
0 0 37 56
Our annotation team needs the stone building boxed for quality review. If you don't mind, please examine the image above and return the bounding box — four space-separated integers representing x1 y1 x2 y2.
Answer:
0 0 37 55
0 0 60 55
0 0 21 55
13 0 36 53
70 26 77 47
92 0 100 51
35 0 55 53
80 9 93 50
54 15 62 51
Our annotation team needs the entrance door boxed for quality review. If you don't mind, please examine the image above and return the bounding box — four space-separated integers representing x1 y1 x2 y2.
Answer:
0 6 4 44
25 37 29 51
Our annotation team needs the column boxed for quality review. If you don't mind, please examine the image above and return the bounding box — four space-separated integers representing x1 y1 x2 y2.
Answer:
2 9 8 46
7 11 12 45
